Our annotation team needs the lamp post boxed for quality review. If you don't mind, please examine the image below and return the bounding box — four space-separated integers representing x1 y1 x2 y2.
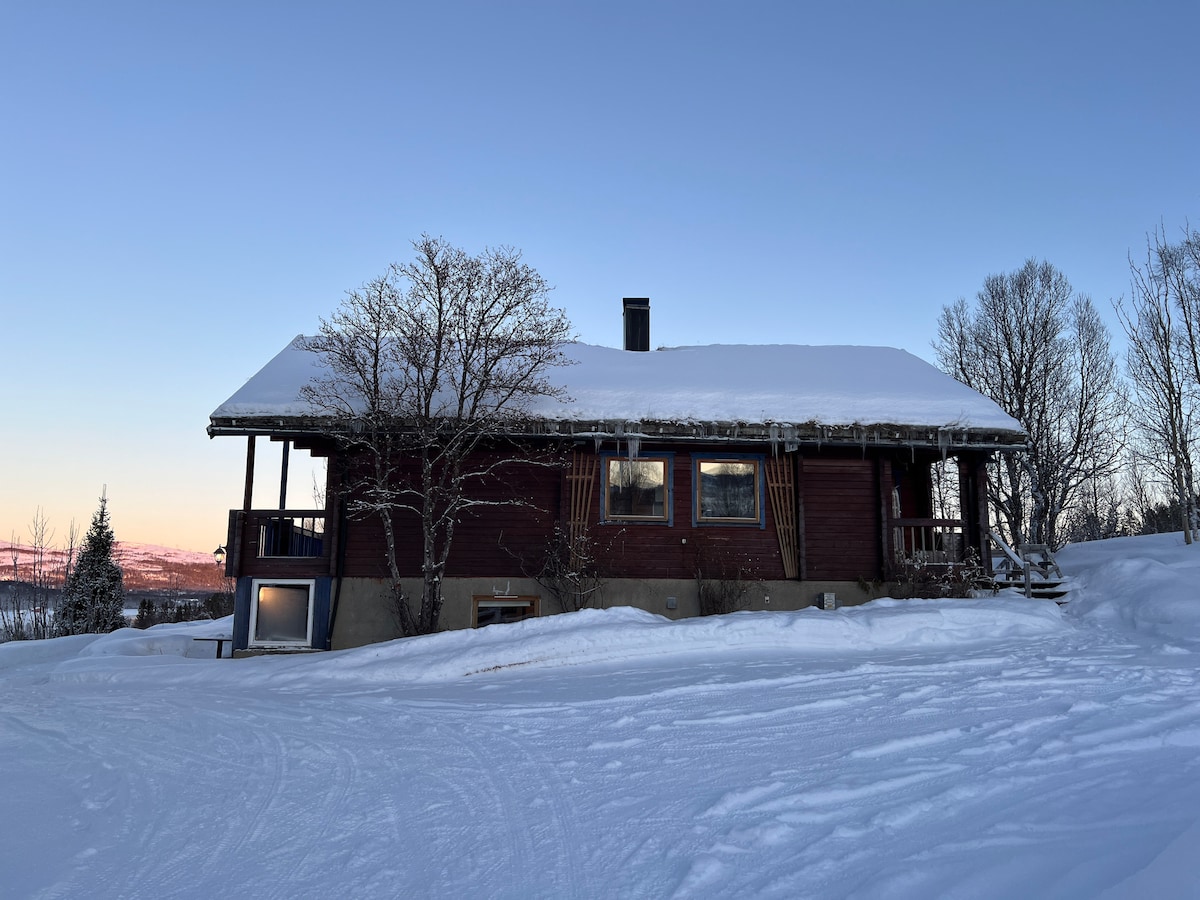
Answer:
212 545 235 617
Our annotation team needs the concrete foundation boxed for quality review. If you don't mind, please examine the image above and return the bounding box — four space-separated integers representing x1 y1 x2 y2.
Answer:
329 576 881 650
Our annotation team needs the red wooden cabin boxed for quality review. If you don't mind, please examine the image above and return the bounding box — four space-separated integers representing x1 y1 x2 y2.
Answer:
209 305 1025 651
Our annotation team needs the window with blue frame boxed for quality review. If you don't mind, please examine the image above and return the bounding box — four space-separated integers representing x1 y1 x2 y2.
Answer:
603 456 671 522
694 456 764 526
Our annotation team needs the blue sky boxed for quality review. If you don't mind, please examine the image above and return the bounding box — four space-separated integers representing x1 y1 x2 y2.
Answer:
2 1 1197 552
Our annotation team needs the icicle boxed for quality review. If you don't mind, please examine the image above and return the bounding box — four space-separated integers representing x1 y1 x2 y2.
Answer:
626 433 641 460
784 425 798 453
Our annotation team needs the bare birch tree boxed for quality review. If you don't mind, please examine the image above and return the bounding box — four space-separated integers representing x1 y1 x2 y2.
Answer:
0 511 73 642
302 236 574 636
1116 227 1200 542
935 259 1124 549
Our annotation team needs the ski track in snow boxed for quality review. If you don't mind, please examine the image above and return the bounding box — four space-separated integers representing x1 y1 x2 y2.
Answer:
5 542 1200 897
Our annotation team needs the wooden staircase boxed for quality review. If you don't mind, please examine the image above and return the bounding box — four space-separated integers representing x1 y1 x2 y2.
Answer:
990 532 1071 602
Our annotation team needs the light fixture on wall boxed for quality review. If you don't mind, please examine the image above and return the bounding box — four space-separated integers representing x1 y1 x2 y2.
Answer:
213 545 226 568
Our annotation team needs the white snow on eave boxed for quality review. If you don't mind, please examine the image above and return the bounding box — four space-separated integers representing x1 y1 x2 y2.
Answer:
211 339 1024 434
211 335 329 419
540 343 1023 432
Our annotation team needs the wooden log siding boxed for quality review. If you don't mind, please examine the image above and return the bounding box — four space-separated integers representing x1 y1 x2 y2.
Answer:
765 454 799 578
801 457 883 581
235 443 928 585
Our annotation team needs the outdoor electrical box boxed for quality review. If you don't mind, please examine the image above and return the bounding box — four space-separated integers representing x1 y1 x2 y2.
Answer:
817 592 839 610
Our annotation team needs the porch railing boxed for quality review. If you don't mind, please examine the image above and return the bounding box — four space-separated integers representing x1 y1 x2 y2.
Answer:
893 518 966 565
246 510 326 559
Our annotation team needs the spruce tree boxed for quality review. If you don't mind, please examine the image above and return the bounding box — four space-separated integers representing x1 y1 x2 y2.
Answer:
56 494 127 635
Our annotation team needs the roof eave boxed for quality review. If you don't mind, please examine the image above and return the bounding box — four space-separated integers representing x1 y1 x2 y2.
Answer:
208 415 1027 451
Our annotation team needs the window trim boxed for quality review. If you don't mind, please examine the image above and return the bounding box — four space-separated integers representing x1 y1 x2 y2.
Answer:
248 578 316 648
692 454 766 528
599 453 675 525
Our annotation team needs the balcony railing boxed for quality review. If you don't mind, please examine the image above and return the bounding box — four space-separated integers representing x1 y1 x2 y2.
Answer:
255 512 325 558
225 510 328 561
893 518 966 565
224 509 332 579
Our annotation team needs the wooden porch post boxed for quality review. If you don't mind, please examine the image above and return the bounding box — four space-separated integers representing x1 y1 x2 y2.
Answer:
243 436 256 511
974 455 990 568
958 452 990 571
324 448 340 578
878 457 895 580
795 454 807 580
279 439 290 509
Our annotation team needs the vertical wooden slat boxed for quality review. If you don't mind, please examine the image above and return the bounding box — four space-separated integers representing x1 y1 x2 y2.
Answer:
765 455 799 579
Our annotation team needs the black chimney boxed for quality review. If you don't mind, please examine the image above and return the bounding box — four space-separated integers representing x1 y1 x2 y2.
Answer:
623 297 650 352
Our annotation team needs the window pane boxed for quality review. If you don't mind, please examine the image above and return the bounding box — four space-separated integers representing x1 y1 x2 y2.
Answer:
607 459 666 519
254 585 311 643
698 461 758 520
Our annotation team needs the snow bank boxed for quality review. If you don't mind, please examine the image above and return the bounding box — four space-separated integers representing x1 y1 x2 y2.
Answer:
29 528 1200 685
1059 532 1200 644
38 618 235 682
289 598 1066 685
0 632 100 672
21 599 1066 686
75 618 233 658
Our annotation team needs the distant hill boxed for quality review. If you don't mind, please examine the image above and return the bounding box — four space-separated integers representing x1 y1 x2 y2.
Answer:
0 541 227 593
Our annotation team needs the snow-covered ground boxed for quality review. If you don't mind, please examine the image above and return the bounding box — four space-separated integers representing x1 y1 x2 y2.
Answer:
3 534 1200 898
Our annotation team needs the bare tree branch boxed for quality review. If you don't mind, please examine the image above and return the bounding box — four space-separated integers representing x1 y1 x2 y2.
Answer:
934 259 1125 548
301 236 575 635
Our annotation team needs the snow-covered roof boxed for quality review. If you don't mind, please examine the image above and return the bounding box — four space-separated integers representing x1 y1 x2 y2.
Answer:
210 337 1024 445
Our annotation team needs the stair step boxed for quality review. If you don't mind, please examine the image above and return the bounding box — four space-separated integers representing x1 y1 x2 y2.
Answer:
994 580 1073 603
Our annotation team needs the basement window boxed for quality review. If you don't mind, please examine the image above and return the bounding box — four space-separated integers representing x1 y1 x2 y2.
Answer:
249 579 315 647
694 456 764 526
474 596 539 628
602 456 672 522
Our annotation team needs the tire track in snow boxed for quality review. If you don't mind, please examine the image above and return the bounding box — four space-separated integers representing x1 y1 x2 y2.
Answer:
423 709 590 897
616 647 1161 897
